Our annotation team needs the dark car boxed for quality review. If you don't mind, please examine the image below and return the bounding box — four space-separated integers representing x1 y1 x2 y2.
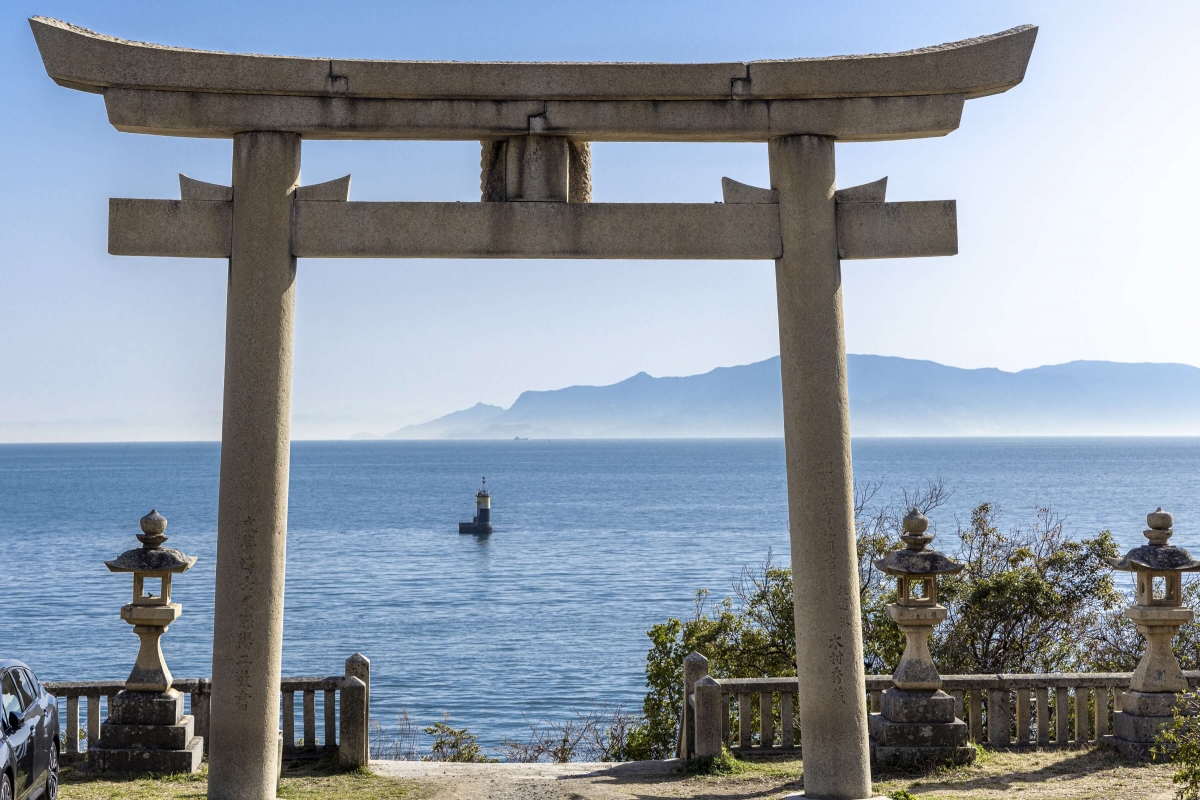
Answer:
1 660 58 800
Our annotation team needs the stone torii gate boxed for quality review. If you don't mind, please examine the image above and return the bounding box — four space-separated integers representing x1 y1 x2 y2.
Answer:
32 17 1035 800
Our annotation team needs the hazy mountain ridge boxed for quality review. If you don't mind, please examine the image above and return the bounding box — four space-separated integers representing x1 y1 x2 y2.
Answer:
383 356 1200 439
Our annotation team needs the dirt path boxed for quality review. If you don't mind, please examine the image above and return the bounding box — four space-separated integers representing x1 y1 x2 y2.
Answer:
372 748 1181 800
371 759 804 799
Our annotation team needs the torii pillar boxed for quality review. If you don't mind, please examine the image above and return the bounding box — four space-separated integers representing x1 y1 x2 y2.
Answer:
30 16 1036 800
772 134 870 797
209 132 301 796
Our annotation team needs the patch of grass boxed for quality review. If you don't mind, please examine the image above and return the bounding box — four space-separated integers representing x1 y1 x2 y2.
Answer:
872 745 1174 800
681 746 755 777
60 760 422 800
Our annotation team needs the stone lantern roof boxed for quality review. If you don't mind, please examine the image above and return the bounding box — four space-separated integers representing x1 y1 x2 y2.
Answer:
104 509 198 574
873 509 964 577
1105 508 1200 573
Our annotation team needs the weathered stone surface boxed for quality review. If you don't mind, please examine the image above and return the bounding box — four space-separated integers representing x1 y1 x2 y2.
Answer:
88 736 203 775
1122 690 1186 717
869 713 969 748
291 201 782 260
886 604 947 691
772 134 871 800
505 136 569 202
102 89 968 142
99 715 194 750
836 201 958 260
109 199 231 258
881 689 956 724
834 177 887 204
1114 711 1174 743
207 131 299 800
872 744 975 768
1101 734 1159 761
295 175 350 201
179 174 232 201
1127 605 1194 693
31 17 1035 102
109 690 183 726
721 178 778 204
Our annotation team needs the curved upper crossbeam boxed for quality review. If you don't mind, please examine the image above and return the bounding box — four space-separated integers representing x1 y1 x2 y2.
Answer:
32 17 1035 101
29 18 1036 142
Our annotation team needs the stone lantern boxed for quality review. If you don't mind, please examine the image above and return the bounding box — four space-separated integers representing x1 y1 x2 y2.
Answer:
868 509 974 766
88 510 204 774
1102 508 1199 758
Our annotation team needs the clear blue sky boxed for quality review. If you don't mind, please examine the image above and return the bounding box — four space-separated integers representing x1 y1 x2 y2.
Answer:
1 1 1197 440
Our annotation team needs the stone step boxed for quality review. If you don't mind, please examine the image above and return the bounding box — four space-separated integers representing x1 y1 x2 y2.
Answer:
98 714 195 750
88 735 203 775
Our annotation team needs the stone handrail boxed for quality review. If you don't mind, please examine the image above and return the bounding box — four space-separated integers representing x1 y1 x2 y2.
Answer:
680 656 1200 759
44 653 370 768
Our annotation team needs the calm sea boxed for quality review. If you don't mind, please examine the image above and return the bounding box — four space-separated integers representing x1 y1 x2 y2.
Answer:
1 438 1198 748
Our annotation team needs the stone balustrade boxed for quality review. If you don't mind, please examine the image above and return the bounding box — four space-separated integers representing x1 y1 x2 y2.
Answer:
45 653 369 768
681 659 1200 759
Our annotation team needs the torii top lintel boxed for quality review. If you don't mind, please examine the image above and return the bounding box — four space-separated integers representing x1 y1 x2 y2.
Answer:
30 17 1036 142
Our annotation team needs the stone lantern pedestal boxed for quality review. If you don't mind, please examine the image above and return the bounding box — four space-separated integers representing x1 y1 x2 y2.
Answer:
88 510 204 774
1101 509 1198 759
869 510 974 767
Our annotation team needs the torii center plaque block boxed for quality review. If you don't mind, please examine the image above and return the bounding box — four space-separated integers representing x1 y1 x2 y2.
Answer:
31 17 1035 800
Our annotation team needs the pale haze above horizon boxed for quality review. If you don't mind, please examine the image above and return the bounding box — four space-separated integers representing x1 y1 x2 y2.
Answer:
1 1 1197 442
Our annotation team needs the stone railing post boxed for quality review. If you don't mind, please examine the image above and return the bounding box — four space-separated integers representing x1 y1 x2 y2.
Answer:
679 652 709 759
693 676 724 759
345 653 370 756
339 677 368 767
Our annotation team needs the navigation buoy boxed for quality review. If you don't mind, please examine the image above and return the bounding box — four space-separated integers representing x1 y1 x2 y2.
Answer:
458 477 493 534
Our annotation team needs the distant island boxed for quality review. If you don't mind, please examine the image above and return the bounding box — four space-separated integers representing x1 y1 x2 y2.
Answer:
363 356 1200 439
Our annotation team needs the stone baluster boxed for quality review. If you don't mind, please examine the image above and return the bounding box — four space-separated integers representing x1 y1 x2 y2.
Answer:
1016 689 1031 745
324 689 337 747
738 692 753 749
1075 688 1090 743
760 692 774 748
66 694 79 756
87 694 100 749
282 691 295 748
780 691 795 748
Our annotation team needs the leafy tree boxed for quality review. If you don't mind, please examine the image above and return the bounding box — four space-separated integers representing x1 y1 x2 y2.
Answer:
1086 579 1200 672
933 503 1122 673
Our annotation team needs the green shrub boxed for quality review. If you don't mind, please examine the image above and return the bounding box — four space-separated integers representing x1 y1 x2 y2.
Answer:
1154 694 1200 800
422 721 496 762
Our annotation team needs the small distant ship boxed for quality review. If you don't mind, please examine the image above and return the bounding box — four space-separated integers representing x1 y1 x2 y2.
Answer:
458 478 493 534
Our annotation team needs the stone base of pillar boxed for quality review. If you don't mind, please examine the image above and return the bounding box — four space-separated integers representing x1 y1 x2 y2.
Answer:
868 689 974 768
1099 690 1191 761
87 689 203 775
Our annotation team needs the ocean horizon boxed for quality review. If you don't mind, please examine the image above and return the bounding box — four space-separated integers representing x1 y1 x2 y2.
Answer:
3 437 1198 748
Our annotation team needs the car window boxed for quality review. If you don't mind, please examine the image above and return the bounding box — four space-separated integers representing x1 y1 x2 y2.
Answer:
11 670 36 711
1 671 21 719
